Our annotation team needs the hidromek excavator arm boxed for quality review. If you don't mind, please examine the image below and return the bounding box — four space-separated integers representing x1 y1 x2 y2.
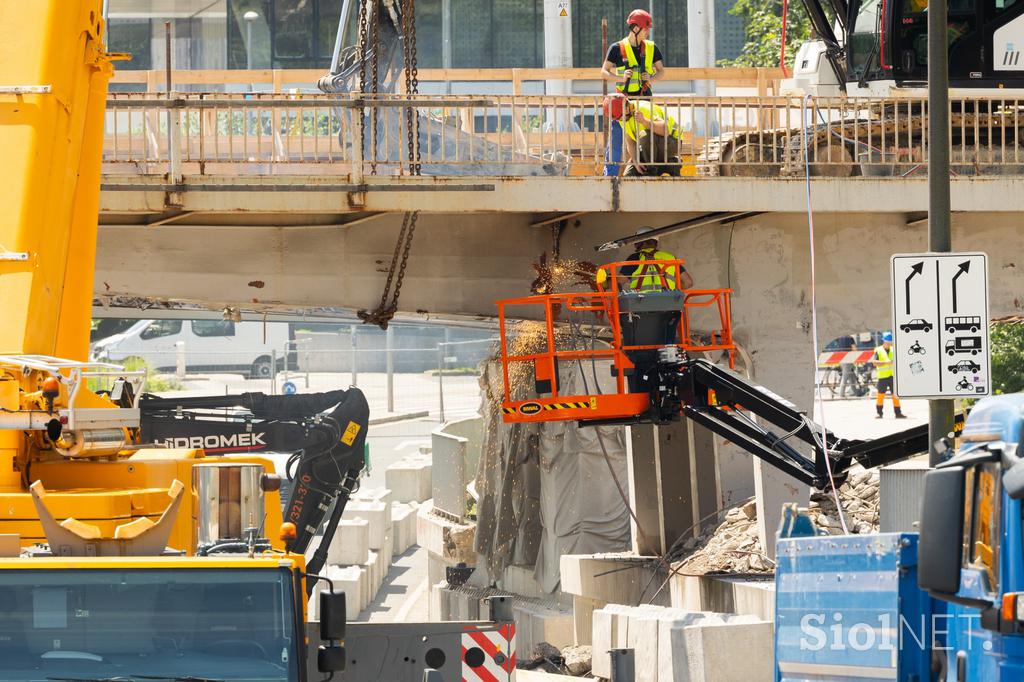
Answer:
139 387 371 582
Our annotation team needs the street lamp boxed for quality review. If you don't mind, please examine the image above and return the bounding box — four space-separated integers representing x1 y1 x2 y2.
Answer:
243 10 259 71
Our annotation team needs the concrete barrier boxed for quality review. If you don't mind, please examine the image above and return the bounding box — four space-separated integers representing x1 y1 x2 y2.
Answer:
431 416 483 521
386 455 433 503
342 500 392 551
329 518 370 566
392 502 418 554
591 604 773 682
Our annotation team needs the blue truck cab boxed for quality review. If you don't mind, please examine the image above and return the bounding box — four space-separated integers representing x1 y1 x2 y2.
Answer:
775 395 1024 681
918 394 1024 680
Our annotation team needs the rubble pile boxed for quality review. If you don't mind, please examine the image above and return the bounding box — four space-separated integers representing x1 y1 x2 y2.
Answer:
518 643 593 677
672 471 880 575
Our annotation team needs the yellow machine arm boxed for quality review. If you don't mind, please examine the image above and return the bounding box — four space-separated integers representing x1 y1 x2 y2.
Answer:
0 4 289 556
0 1 120 361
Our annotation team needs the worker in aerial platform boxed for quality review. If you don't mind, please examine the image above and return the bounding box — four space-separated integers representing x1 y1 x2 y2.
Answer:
873 332 906 419
600 9 664 176
597 228 692 392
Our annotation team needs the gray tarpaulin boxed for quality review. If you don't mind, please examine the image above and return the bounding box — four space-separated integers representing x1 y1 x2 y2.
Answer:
474 356 630 593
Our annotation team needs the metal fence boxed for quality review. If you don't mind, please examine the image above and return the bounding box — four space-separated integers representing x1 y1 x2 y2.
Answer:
102 93 1024 178
93 337 497 423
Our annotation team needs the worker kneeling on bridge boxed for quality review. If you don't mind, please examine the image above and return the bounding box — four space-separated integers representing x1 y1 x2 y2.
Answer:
597 228 693 391
603 93 683 177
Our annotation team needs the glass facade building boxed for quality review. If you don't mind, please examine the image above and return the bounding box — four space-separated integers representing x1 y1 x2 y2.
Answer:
107 0 748 72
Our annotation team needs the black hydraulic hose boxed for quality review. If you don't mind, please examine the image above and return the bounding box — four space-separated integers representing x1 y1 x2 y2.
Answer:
303 469 360 595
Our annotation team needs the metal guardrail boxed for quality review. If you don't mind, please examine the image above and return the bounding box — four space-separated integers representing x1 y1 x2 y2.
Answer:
102 94 1024 179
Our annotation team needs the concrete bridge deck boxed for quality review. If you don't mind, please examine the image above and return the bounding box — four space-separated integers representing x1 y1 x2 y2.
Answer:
100 174 1024 223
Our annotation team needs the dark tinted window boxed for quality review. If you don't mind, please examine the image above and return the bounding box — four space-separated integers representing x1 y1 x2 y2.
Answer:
192 320 237 337
140 320 182 340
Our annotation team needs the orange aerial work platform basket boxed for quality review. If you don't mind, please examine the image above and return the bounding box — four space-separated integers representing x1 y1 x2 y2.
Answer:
496 259 736 425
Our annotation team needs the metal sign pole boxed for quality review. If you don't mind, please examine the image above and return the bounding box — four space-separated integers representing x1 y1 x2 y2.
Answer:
928 0 955 465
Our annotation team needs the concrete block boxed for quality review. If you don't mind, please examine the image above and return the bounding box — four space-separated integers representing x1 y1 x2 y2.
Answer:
385 457 432 503
353 486 392 505
429 581 450 622
392 502 417 555
573 596 605 646
343 500 391 551
417 500 476 564
363 550 382 603
662 620 774 682
560 553 661 605
498 564 553 602
668 575 775 621
328 518 369 566
322 565 363 621
590 604 633 680
448 588 481 621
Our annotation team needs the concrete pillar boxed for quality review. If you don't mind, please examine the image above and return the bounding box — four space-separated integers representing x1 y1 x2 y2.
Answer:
543 0 573 130
441 0 452 70
687 0 716 96
626 420 718 555
686 0 718 137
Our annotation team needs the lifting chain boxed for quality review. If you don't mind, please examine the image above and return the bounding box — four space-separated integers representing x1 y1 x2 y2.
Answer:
369 0 381 175
359 0 421 329
357 210 420 329
357 0 369 173
401 0 420 175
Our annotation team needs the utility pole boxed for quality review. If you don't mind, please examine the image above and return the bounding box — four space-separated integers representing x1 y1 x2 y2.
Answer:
928 0 954 465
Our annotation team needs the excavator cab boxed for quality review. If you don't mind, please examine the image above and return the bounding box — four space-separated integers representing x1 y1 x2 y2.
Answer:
496 259 736 426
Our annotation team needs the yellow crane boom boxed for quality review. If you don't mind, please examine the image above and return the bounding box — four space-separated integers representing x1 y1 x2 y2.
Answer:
0 1 118 360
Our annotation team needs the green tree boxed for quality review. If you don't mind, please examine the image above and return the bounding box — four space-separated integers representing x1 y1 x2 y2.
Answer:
719 0 813 70
990 322 1024 395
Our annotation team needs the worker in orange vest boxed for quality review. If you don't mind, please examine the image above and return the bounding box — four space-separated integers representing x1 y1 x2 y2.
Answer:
600 9 664 176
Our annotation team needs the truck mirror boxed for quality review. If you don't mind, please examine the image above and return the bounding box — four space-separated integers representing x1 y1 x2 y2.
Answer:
317 644 346 673
320 590 347 641
918 466 965 595
1004 460 1024 500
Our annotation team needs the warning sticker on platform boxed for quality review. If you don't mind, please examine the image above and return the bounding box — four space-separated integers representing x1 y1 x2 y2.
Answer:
341 421 361 445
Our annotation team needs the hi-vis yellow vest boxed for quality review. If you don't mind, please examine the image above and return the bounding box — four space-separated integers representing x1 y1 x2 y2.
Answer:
630 249 678 291
616 39 656 94
622 101 680 142
875 345 895 378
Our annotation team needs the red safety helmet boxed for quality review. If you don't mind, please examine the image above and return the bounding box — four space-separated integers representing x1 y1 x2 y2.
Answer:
603 93 628 121
627 9 653 29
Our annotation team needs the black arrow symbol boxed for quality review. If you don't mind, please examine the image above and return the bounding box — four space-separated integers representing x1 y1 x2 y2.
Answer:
905 261 924 315
952 261 971 313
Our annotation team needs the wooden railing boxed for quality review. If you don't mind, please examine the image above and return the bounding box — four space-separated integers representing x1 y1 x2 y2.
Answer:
110 66 786 96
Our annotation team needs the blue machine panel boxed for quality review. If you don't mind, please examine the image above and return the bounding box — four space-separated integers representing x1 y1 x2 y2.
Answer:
775 533 934 682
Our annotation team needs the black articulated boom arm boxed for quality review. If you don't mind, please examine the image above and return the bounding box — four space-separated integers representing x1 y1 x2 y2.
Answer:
663 359 958 489
139 388 370 580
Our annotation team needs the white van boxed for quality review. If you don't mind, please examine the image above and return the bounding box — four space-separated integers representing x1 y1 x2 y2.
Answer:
91 319 293 379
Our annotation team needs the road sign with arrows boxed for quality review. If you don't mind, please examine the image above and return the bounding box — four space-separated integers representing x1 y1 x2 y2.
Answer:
890 253 990 399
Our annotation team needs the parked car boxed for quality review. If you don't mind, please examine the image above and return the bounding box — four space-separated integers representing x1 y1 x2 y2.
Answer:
91 319 293 378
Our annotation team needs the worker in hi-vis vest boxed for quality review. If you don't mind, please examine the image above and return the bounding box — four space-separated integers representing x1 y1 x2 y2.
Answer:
603 94 683 176
873 332 906 419
597 227 693 293
600 9 664 176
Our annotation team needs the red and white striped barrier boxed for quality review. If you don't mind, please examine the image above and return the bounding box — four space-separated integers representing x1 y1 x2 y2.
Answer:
818 350 876 366
462 623 515 682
